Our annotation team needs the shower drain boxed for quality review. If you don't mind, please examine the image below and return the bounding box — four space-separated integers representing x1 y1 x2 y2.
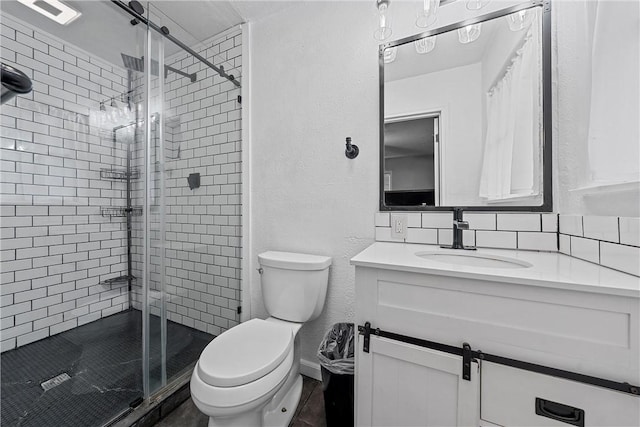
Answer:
41 373 71 391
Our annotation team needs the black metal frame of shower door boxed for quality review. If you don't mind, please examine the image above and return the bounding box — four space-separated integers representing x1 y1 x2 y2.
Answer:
110 0 241 88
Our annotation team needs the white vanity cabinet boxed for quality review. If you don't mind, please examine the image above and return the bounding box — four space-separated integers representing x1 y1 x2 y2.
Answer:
352 242 640 427
356 334 479 426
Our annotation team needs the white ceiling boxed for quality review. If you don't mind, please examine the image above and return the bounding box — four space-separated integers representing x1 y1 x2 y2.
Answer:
382 0 529 82
0 1 293 68
384 14 500 82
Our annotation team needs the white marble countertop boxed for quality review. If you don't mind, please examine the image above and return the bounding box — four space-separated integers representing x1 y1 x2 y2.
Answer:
351 242 640 298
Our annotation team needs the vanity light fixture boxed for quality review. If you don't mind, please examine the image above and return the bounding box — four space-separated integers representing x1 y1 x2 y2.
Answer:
16 0 81 25
374 0 393 41
414 36 437 54
466 0 490 11
506 9 533 31
458 23 482 43
383 47 397 63
416 0 441 28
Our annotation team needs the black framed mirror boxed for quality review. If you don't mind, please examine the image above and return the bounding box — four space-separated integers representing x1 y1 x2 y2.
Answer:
380 0 552 211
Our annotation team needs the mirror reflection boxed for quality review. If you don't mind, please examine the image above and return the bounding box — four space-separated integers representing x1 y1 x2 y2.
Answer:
382 5 545 208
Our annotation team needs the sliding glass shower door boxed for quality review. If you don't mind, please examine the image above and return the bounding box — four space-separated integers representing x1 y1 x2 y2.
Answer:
1 2 241 425
136 2 243 397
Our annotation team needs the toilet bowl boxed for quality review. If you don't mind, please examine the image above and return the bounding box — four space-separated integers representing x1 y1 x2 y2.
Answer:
191 251 331 427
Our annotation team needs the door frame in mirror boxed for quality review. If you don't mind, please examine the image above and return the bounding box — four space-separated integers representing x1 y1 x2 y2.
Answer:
379 0 552 212
385 110 443 206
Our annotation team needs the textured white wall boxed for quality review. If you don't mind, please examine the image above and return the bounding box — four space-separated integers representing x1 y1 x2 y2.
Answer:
247 0 639 369
249 1 379 366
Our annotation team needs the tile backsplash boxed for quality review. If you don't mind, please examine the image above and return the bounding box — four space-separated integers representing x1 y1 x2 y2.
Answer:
559 215 640 277
375 212 558 252
375 212 640 277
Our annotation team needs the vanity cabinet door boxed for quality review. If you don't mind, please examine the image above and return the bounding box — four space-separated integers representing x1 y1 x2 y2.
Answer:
356 335 479 427
481 362 640 427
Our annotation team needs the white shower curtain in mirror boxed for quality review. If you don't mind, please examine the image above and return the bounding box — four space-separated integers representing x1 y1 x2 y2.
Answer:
479 26 541 201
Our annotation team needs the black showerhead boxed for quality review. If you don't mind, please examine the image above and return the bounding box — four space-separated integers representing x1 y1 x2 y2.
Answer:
121 53 144 73
120 53 196 83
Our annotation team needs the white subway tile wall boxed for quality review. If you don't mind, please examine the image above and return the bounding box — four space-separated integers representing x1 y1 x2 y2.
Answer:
620 217 640 247
476 230 517 249
406 228 437 245
128 27 243 337
559 215 640 277
377 212 558 252
496 213 540 231
559 233 571 255
600 242 640 277
541 213 558 232
582 215 619 243
374 212 390 227
376 212 639 276
569 236 600 264
1 14 130 351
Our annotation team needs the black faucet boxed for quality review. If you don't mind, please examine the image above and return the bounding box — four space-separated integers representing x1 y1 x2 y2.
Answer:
440 208 476 250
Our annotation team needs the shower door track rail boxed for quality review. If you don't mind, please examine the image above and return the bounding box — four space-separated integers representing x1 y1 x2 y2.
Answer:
110 0 241 88
358 322 640 396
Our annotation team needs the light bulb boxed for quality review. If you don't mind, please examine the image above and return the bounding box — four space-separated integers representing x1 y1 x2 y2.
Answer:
383 47 397 64
466 0 490 10
416 0 440 28
458 23 482 44
374 0 392 41
414 36 437 54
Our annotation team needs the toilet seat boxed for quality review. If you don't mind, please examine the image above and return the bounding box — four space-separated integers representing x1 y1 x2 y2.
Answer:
192 345 293 411
197 318 294 387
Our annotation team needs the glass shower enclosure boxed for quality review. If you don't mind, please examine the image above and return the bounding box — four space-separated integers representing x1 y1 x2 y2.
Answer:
0 1 242 425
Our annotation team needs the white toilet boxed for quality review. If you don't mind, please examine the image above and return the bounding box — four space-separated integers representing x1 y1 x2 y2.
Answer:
190 251 332 427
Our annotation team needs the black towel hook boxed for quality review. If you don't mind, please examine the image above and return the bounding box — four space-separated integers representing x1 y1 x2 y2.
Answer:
345 137 359 159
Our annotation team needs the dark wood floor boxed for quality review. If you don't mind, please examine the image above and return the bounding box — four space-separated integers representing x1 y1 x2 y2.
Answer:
154 376 326 427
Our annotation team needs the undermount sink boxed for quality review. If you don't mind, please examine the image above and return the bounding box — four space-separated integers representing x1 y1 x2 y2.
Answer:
415 251 533 269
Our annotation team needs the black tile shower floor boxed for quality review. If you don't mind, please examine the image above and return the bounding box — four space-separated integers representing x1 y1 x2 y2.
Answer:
1 309 213 427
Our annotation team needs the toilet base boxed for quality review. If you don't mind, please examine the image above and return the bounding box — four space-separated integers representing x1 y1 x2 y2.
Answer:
204 374 303 427
263 374 303 427
208 410 261 427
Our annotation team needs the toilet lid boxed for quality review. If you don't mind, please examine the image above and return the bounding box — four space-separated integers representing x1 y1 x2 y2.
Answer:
197 318 293 387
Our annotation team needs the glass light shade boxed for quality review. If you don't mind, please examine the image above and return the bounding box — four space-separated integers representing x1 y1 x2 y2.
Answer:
414 36 437 54
416 0 440 28
506 10 533 31
383 47 397 63
458 23 482 44
374 1 392 41
466 0 490 10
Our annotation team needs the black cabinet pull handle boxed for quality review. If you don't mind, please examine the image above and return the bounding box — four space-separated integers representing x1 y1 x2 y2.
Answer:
535 398 585 427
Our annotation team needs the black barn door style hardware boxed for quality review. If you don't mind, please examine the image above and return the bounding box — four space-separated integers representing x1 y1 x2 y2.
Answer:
462 342 472 381
357 322 640 396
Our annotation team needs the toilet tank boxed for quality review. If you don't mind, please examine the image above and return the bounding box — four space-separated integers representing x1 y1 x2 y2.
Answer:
258 251 332 323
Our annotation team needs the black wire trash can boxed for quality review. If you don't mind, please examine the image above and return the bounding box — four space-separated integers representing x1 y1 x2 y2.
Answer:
317 323 355 427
